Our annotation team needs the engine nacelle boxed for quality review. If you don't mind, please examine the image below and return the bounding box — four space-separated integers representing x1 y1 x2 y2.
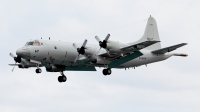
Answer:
107 40 128 53
46 65 65 72
84 47 96 56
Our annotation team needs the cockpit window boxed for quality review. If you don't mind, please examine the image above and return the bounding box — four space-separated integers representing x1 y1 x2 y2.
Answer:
33 41 40 46
28 42 34 45
25 40 41 46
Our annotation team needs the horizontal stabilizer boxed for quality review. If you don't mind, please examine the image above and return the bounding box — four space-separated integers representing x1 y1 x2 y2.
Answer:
121 41 160 51
152 43 187 54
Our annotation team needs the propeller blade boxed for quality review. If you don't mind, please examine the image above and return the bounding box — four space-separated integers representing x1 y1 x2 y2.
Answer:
95 36 101 42
83 54 88 60
82 39 87 47
74 54 80 63
105 49 111 56
104 34 110 41
73 43 78 49
12 62 16 72
96 48 101 55
9 53 15 58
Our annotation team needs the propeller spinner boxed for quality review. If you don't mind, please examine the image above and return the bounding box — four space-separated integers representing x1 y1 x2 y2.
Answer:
9 53 21 72
9 53 21 63
72 39 88 63
95 34 110 55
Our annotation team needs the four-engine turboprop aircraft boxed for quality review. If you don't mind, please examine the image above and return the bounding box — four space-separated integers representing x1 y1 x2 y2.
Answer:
9 16 188 83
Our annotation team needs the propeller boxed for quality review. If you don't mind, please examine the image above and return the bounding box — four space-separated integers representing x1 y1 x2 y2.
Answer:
9 53 21 63
72 39 88 63
9 53 21 72
95 34 110 55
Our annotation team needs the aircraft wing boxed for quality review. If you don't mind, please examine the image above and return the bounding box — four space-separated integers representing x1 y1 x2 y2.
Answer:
120 41 160 51
98 41 160 57
152 43 187 54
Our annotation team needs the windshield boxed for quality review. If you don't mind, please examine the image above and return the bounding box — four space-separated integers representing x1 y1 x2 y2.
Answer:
27 42 34 45
33 41 40 46
25 40 41 46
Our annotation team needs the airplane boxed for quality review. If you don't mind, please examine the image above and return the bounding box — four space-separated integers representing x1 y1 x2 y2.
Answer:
9 16 188 83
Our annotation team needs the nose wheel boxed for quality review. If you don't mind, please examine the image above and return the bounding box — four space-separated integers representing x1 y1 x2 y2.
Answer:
102 68 112 76
58 71 67 83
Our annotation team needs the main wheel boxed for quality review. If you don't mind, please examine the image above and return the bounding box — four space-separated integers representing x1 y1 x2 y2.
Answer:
35 69 42 73
62 76 67 82
103 69 108 75
58 76 63 83
107 69 112 75
58 76 67 82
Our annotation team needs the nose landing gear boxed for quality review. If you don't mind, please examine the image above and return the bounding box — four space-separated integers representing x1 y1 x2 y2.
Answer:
102 68 112 76
58 71 67 83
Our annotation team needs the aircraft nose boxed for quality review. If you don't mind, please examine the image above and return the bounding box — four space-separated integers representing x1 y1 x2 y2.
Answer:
16 47 30 57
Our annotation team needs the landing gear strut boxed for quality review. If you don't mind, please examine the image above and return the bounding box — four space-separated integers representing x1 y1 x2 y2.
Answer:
58 71 67 83
102 68 112 76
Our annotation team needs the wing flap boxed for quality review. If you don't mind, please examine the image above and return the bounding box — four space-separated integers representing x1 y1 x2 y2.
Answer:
108 51 143 68
152 43 187 54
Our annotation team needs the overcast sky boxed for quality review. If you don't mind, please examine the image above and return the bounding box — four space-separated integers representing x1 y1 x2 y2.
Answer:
0 0 200 112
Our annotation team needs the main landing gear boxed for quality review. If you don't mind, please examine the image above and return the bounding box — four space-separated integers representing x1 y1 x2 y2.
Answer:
58 71 67 83
35 68 42 73
102 68 112 76
35 64 42 74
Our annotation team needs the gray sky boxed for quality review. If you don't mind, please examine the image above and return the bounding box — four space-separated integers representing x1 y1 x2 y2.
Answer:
0 0 200 112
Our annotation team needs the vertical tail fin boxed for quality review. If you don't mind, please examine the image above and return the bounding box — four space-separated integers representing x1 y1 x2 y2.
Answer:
132 16 161 50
